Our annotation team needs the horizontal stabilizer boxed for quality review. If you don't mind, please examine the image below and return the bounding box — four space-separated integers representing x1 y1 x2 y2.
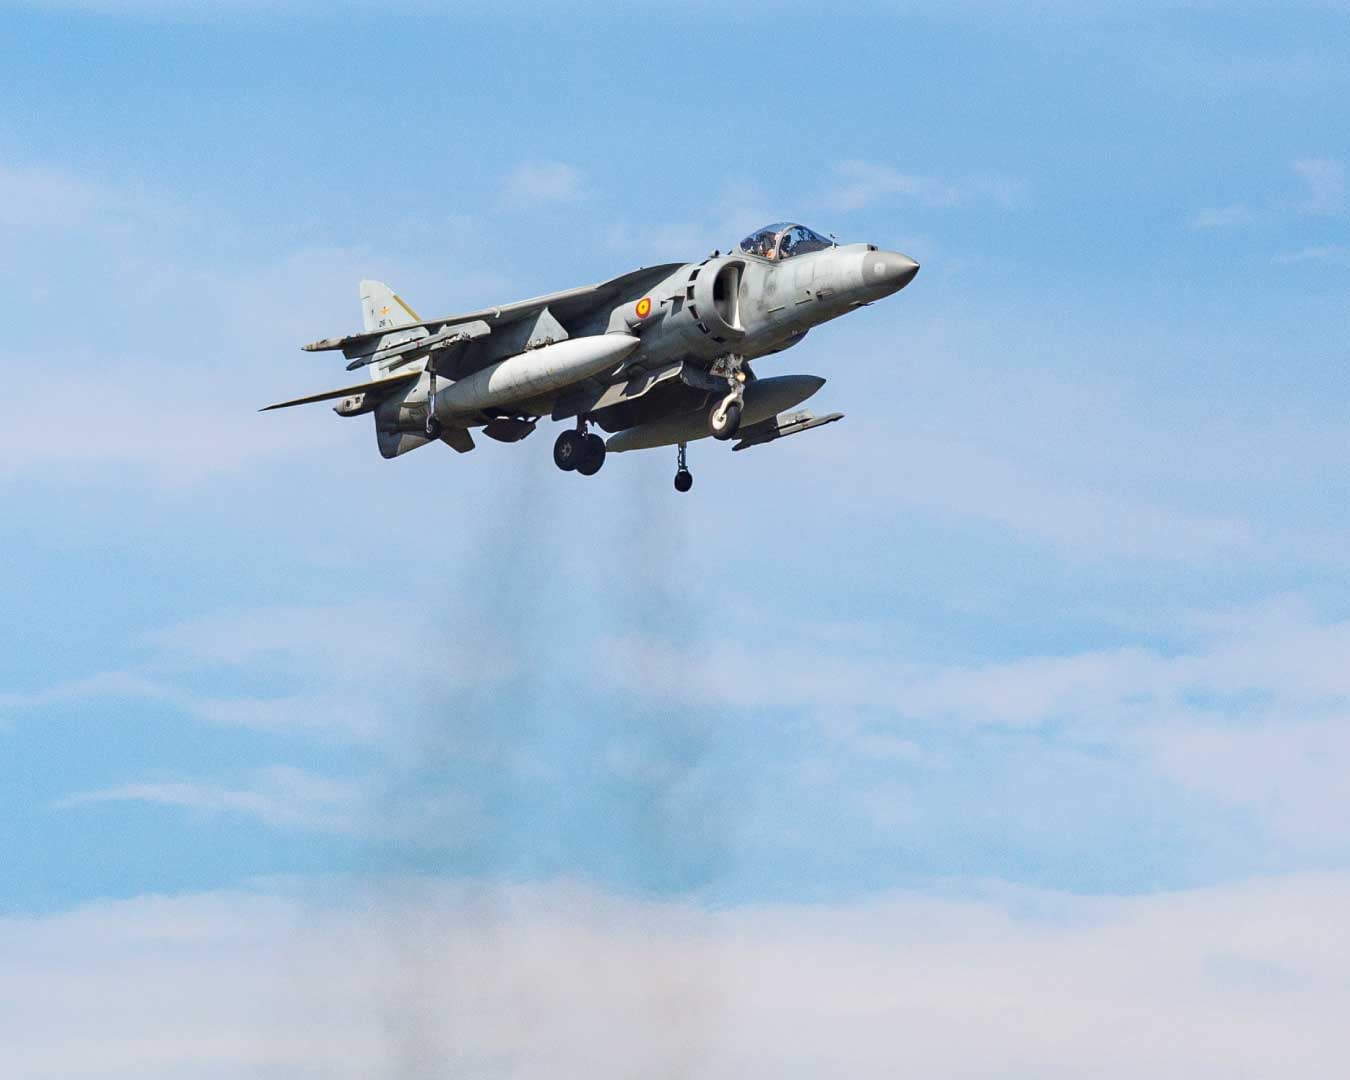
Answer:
376 424 475 459
260 371 419 411
732 410 844 451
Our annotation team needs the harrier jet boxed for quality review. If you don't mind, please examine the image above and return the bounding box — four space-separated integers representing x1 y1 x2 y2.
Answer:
265 223 918 491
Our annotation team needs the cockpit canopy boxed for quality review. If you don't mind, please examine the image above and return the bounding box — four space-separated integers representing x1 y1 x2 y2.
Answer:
738 222 833 261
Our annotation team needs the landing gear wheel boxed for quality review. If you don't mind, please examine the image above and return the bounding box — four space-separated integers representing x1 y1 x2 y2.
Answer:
708 400 743 441
553 429 586 471
576 433 606 476
673 441 693 492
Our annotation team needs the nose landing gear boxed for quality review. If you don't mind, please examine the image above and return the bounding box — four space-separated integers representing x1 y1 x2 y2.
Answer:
708 396 742 440
673 442 693 493
708 354 747 440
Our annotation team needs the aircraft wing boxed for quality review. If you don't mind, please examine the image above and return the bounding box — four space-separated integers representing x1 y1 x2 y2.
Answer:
731 410 844 450
260 371 419 411
302 263 686 356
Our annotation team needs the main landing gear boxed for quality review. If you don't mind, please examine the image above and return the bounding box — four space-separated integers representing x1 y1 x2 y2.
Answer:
707 354 747 441
673 442 693 493
554 423 606 477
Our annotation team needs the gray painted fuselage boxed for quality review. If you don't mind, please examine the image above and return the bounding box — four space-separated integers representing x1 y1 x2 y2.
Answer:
538 241 918 445
269 223 918 467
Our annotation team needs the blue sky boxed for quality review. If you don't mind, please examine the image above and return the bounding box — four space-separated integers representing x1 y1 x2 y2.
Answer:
3 2 1350 1076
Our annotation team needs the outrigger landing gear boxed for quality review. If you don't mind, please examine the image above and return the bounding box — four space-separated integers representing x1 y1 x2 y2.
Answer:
673 442 693 493
554 420 606 476
708 354 747 440
425 369 443 439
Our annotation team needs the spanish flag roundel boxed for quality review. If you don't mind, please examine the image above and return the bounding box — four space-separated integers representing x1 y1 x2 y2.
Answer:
635 297 652 319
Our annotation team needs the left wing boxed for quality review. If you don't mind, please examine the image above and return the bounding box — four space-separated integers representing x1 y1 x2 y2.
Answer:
260 371 419 411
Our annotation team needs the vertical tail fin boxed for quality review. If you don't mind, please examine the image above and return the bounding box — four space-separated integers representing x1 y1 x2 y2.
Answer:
359 280 421 334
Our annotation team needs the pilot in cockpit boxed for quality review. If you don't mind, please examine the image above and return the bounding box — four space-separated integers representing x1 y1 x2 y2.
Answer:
739 223 832 262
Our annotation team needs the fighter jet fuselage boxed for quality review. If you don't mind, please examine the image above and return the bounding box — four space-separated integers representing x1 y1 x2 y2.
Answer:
266 222 918 492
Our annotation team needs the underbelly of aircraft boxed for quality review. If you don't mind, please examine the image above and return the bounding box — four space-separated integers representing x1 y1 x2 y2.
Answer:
591 379 708 434
604 374 826 452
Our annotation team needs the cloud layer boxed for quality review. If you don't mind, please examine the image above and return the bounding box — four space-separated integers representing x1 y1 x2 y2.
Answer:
3 875 1348 1079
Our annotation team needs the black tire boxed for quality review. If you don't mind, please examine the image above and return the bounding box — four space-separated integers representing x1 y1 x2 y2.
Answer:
673 469 694 493
708 400 742 440
576 433 606 476
553 429 585 471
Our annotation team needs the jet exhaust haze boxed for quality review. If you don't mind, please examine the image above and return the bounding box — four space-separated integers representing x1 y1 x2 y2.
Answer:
343 454 727 1078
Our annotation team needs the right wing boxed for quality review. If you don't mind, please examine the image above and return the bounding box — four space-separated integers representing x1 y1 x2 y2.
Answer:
731 410 844 451
301 263 686 356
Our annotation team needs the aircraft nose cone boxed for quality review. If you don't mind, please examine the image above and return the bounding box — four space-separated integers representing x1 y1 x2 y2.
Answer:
862 251 920 293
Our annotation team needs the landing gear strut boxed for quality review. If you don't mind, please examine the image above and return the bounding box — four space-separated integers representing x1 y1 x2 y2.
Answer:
673 442 693 493
554 420 606 476
708 354 746 440
425 369 443 439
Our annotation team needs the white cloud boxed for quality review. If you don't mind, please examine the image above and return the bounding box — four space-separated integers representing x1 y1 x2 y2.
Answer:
603 176 779 261
501 161 588 206
800 415 1254 560
0 364 340 486
820 160 1020 214
603 597 1350 726
1293 157 1345 216
1188 202 1255 229
1 602 517 743
57 765 484 845
57 766 364 832
0 158 205 237
15 584 1350 862
141 603 433 674
0 158 516 489
0 215 388 487
0 671 171 711
1149 716 1350 846
824 160 962 212
0 163 110 229
3 875 1349 1078
1274 244 1350 267
0 670 389 741
1188 158 1345 231
596 597 1350 855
